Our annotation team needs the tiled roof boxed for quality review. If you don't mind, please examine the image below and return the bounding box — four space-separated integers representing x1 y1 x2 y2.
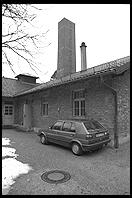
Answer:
6 56 130 96
11 56 130 97
2 77 39 97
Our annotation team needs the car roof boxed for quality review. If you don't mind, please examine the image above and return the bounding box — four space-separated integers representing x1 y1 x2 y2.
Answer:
57 119 94 123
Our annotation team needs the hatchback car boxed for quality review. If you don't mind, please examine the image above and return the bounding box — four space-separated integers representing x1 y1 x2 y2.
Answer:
37 119 111 155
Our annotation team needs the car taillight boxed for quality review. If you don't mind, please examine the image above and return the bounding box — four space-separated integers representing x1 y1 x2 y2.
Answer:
86 134 93 139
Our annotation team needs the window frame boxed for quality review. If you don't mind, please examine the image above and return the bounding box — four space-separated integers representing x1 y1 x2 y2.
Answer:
41 101 48 117
62 122 72 132
72 89 86 117
52 121 64 131
4 105 13 116
70 122 76 133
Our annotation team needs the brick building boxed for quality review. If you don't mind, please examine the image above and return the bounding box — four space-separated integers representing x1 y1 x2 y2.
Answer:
2 18 130 147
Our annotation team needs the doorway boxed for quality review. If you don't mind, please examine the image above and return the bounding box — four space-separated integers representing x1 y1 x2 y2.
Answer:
23 103 31 128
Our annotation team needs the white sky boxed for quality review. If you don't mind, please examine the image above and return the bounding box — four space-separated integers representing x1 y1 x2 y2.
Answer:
2 4 130 83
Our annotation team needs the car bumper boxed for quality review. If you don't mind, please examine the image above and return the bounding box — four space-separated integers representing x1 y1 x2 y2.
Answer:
82 138 111 152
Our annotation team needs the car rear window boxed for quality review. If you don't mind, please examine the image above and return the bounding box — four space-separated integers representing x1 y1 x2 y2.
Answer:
83 120 104 130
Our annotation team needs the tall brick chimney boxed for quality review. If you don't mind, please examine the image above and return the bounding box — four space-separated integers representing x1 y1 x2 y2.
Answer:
56 18 76 78
80 42 87 71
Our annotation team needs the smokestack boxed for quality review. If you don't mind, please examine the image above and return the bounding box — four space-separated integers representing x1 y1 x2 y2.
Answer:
80 42 87 71
56 18 76 78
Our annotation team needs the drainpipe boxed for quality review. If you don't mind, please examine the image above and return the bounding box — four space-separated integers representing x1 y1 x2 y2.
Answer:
100 75 119 149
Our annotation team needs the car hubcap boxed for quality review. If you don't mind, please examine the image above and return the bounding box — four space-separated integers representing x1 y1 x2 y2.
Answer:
72 144 79 154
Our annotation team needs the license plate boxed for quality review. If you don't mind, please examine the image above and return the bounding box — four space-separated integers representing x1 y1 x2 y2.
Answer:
96 133 104 137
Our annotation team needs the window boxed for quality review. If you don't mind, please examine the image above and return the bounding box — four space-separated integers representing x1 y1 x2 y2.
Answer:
62 122 72 132
4 105 13 115
73 90 85 117
42 102 48 116
70 123 76 132
52 121 63 130
83 120 104 130
62 122 76 132
41 97 48 116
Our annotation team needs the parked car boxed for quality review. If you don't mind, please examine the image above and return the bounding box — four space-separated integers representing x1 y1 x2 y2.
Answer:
37 119 111 155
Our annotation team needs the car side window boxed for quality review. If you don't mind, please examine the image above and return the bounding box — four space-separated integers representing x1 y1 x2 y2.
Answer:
70 123 76 132
52 121 63 130
62 122 72 132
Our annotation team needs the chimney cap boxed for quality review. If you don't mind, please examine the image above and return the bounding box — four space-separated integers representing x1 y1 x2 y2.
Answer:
80 42 87 47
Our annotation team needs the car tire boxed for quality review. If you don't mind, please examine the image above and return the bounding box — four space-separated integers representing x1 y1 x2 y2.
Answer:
72 143 83 155
40 134 47 145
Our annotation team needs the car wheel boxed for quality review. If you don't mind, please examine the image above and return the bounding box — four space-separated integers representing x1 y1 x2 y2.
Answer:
40 135 47 145
72 143 83 155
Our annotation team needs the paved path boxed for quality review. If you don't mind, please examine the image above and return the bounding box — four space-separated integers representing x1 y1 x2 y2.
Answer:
2 129 130 195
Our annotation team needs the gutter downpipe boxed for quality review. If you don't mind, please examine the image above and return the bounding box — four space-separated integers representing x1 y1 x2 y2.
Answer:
100 75 119 149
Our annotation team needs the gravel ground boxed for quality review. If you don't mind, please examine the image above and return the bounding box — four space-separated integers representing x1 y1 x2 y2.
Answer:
2 129 130 195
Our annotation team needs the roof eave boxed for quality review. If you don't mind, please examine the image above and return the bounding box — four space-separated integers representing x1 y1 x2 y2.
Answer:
12 56 130 97
13 69 116 97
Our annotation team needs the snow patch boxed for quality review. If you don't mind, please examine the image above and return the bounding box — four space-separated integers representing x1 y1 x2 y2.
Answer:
2 158 32 193
2 137 33 195
2 137 11 146
2 147 18 158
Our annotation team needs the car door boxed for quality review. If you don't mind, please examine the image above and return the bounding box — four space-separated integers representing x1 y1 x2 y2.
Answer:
55 121 76 147
47 121 64 144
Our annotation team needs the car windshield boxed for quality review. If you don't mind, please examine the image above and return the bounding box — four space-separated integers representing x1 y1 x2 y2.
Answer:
83 120 104 130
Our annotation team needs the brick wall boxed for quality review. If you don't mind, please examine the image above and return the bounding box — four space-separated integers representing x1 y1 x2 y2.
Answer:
112 67 130 137
26 76 115 139
14 67 130 139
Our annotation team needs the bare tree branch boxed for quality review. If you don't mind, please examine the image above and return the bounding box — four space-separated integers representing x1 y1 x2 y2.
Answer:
2 4 50 76
5 43 42 75
2 51 16 74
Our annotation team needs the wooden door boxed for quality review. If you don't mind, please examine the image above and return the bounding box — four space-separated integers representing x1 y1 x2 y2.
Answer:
23 103 31 128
